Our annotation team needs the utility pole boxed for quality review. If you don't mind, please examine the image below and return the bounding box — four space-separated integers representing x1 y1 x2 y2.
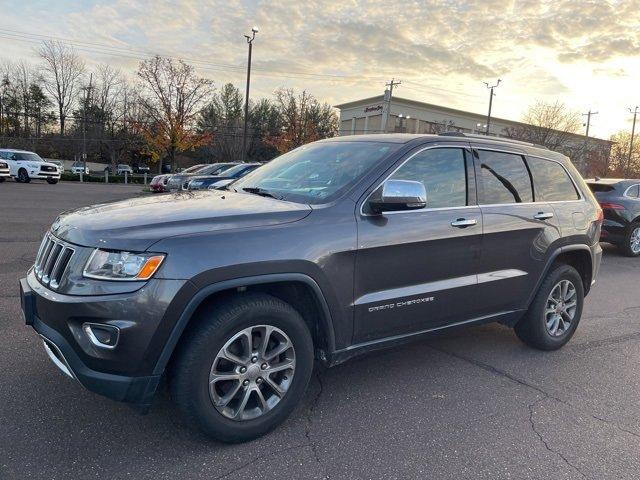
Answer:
581 109 598 174
82 73 93 172
381 78 401 133
627 106 639 176
484 79 501 135
241 26 258 163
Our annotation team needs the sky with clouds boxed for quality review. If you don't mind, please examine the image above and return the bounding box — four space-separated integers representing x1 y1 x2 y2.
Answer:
1 0 639 139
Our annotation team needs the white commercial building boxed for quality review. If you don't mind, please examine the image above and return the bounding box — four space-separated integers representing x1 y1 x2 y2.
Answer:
335 95 613 173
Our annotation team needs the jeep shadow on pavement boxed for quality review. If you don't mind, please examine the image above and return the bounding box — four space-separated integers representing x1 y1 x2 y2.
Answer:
20 133 603 443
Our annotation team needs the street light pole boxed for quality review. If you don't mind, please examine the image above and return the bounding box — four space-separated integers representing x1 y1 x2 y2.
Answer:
241 26 258 163
484 79 501 135
627 106 639 176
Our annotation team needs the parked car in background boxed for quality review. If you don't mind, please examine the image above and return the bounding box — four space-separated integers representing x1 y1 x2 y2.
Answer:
0 149 61 184
587 178 640 256
133 163 150 174
0 159 10 181
149 174 169 193
70 162 90 175
47 160 65 174
186 163 261 191
166 162 237 191
21 133 602 443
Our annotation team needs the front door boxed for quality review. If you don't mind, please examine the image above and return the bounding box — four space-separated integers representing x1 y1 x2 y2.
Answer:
353 145 482 343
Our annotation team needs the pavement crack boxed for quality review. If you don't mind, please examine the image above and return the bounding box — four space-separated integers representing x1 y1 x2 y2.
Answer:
305 369 325 473
528 397 588 479
429 344 640 440
213 443 310 480
214 369 326 480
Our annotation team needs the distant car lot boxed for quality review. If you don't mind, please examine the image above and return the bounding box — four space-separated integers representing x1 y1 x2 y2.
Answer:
2 181 640 479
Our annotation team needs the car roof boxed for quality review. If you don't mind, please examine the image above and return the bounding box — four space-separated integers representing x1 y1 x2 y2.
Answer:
586 178 640 185
317 133 568 162
0 148 36 153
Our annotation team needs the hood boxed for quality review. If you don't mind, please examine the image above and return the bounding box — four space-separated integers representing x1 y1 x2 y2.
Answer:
52 190 312 251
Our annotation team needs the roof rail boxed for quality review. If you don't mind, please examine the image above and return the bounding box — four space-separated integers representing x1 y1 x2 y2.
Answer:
437 132 547 149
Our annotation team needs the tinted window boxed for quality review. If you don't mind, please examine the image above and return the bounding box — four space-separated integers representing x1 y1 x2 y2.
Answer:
627 184 640 198
527 157 580 202
389 148 467 208
588 183 615 193
478 150 533 204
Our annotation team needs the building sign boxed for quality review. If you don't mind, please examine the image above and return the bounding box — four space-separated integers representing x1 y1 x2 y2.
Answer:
364 105 383 113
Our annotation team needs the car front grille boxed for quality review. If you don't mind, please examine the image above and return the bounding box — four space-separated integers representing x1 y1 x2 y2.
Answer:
34 233 75 290
41 165 56 172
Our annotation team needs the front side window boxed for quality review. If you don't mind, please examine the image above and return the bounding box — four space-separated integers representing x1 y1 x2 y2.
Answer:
527 157 580 202
232 141 399 204
478 150 533 204
388 148 467 209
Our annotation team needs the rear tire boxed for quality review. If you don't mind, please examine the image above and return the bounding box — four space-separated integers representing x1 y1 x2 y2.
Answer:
17 169 30 183
620 223 640 257
515 264 584 350
170 293 314 443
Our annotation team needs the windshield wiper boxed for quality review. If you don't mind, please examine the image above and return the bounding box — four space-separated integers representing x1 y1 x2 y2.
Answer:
241 187 283 200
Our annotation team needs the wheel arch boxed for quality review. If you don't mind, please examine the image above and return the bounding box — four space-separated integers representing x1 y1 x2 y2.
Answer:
528 245 594 308
152 273 336 376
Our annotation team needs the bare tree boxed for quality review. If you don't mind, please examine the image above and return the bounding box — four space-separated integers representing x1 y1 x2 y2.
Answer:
137 56 213 172
265 88 338 153
504 100 582 151
38 40 85 135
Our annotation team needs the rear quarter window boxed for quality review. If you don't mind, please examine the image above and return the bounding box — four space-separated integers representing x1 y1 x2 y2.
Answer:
527 157 580 202
587 183 615 193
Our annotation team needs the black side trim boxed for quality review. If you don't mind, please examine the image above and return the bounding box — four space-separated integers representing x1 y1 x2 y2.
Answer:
526 244 594 307
32 316 160 410
151 273 337 375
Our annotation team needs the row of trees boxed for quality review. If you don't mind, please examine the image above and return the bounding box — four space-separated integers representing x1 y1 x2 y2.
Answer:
505 100 640 177
0 41 339 171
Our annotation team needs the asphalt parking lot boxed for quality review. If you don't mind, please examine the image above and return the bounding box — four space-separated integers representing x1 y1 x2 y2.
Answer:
2 180 640 479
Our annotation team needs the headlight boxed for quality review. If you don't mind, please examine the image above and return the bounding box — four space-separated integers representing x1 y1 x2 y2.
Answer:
83 249 165 281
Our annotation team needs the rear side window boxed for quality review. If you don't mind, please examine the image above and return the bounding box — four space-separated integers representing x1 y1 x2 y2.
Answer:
588 183 615 193
478 150 533 204
527 157 580 202
626 184 640 198
389 148 467 208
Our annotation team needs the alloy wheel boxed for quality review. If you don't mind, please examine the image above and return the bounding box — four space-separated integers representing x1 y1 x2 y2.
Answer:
209 325 295 421
544 280 577 337
630 227 640 254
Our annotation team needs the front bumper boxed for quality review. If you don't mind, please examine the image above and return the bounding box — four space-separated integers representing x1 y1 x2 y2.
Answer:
20 271 188 409
30 171 60 179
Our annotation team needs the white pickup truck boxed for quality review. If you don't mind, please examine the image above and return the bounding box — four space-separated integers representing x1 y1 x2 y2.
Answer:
0 149 61 184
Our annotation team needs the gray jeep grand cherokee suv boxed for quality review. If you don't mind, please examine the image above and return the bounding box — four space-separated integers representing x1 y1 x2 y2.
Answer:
20 133 602 442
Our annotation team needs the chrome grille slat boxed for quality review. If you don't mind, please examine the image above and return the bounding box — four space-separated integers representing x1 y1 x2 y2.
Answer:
33 233 75 290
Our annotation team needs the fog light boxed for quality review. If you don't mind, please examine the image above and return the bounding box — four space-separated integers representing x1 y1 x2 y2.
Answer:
82 323 120 350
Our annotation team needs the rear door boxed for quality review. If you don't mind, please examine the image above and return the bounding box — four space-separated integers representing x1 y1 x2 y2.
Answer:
472 146 561 316
353 144 483 343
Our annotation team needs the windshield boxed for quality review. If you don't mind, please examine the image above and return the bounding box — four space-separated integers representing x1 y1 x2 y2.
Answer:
8 152 44 162
221 164 255 177
184 164 206 173
232 142 397 204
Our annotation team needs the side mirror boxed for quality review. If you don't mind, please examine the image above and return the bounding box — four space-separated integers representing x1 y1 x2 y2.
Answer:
369 179 427 214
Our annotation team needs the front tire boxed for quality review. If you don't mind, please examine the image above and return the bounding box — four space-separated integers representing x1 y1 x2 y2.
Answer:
47 178 59 184
515 264 584 350
170 293 314 443
17 169 30 183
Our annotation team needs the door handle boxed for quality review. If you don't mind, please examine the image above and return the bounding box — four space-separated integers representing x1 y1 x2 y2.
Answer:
533 212 554 220
451 218 478 228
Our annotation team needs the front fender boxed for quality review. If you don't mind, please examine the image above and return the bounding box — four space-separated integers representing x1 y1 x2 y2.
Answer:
150 272 337 376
